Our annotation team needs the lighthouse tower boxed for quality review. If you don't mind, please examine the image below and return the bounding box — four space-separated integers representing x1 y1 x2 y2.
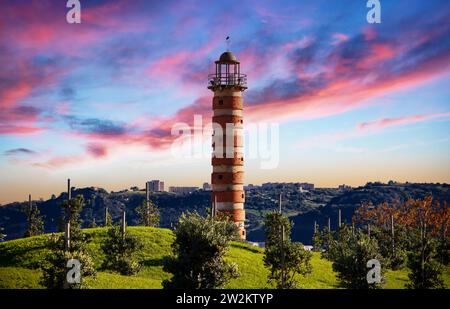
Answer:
208 51 247 239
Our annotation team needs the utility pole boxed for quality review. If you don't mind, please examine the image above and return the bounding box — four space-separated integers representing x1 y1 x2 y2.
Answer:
64 178 71 252
146 182 150 226
391 214 395 257
121 209 126 242
278 192 285 288
352 221 355 236
104 207 109 227
28 194 32 225
338 209 341 228
279 193 282 214
280 224 285 289
328 217 331 231
211 194 217 219
368 223 371 237
314 221 317 234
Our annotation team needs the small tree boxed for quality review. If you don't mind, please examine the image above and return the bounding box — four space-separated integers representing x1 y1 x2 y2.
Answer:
329 225 384 289
135 198 160 227
319 228 336 261
436 201 450 265
264 212 312 289
89 218 97 228
104 207 112 227
437 235 450 266
312 229 322 252
101 224 143 275
370 225 407 270
40 195 95 288
40 234 96 289
407 228 444 289
22 199 44 237
0 226 5 241
163 211 239 289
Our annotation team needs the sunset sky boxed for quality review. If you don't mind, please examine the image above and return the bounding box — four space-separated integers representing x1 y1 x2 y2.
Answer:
1 0 449 204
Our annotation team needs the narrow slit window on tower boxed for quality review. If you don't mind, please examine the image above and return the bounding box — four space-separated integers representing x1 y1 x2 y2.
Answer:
218 175 223 180
219 99 223 105
241 193 244 198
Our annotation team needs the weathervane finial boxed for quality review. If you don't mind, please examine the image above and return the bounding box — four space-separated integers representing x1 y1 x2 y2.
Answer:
226 36 230 51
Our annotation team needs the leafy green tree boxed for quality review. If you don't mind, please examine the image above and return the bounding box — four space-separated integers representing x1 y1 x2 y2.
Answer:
101 224 143 275
264 212 312 289
89 218 97 228
312 229 322 252
86 205 97 228
437 235 450 265
370 225 407 270
407 228 445 289
135 198 160 227
22 200 44 237
163 211 239 289
319 228 336 261
40 233 96 289
329 225 384 289
104 207 112 227
40 195 96 289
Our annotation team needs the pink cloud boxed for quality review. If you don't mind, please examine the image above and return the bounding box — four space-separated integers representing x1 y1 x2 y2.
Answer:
300 112 450 149
86 143 109 158
0 82 32 109
363 27 377 41
331 33 349 45
0 125 43 135
358 113 450 131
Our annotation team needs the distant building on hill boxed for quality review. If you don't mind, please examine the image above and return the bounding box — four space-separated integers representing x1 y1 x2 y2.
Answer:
169 186 198 195
202 182 211 191
298 182 314 191
338 184 352 190
261 182 315 191
147 180 165 192
244 184 257 190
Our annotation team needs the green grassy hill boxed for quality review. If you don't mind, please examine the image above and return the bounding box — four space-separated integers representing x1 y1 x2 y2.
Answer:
0 227 448 289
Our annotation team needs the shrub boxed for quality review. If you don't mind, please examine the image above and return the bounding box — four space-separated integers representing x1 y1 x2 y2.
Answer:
163 212 239 289
329 226 384 289
101 225 143 275
264 212 312 289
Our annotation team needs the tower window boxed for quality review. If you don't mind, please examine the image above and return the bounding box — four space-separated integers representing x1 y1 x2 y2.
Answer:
219 100 223 105
240 120 243 124
241 193 244 198
218 175 223 180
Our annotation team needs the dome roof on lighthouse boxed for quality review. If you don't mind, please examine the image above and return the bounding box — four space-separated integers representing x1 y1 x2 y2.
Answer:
218 51 238 63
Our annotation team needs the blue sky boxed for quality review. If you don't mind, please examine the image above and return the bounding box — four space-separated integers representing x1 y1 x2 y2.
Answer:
0 0 449 203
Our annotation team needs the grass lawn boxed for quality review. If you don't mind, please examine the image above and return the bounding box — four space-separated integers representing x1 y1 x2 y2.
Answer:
0 227 448 289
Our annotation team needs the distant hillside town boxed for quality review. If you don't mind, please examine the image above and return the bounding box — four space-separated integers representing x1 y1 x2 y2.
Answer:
0 181 448 245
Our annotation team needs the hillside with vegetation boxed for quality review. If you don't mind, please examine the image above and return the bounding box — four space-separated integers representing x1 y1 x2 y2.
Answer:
0 182 448 244
2 227 448 289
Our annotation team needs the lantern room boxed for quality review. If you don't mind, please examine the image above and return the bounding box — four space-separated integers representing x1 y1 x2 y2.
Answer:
208 51 247 90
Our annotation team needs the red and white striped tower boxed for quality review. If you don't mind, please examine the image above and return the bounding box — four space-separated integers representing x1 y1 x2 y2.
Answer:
208 51 247 239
